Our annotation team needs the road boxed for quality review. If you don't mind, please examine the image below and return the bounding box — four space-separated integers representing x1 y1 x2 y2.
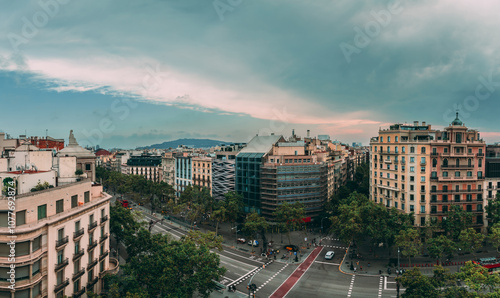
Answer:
119 198 404 297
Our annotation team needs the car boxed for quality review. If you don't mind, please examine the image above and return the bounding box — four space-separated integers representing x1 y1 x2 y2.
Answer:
248 240 259 247
325 251 335 260
284 245 299 252
237 238 246 244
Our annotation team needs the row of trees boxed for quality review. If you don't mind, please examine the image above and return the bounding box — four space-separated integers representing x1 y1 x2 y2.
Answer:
96 167 175 212
398 262 500 297
106 202 226 297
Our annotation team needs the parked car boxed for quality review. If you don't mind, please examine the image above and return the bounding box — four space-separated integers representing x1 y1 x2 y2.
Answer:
325 251 335 260
284 245 299 252
237 238 246 244
248 240 259 247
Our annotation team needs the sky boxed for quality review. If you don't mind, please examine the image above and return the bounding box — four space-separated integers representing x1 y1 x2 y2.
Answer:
1 0 499 149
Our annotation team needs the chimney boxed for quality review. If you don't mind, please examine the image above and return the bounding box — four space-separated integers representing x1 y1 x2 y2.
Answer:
422 121 426 126
307 130 310 138
292 129 295 137
414 121 419 126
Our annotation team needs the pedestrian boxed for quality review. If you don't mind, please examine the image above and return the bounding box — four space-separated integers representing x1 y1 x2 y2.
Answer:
354 267 357 273
360 265 362 271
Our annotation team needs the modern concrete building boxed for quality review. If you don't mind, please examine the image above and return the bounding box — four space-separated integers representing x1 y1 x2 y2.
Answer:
370 115 487 230
161 153 176 186
212 158 235 200
175 154 192 198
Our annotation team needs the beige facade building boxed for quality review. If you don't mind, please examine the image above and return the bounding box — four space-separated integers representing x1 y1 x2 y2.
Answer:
192 156 213 195
370 116 487 230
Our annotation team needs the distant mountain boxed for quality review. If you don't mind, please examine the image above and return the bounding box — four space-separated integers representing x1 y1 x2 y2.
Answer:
139 138 234 149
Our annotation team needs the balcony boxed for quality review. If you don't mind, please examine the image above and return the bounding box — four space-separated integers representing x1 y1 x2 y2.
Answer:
54 278 69 293
74 228 84 240
55 258 69 271
73 286 86 298
99 250 109 261
100 233 108 243
400 160 406 165
100 215 109 224
477 153 485 157
441 165 474 169
73 248 84 261
431 152 439 157
420 162 427 166
99 257 120 278
87 276 99 288
384 159 392 164
72 267 85 281
56 236 69 248
88 221 98 232
88 240 98 251
87 259 98 270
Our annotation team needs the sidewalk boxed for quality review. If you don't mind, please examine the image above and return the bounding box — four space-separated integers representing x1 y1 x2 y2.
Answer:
339 237 498 277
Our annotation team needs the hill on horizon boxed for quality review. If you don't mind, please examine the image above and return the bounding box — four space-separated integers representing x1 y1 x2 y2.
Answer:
138 138 235 149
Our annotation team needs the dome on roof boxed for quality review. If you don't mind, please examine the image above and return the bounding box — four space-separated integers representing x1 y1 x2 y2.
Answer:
57 130 95 158
451 112 463 126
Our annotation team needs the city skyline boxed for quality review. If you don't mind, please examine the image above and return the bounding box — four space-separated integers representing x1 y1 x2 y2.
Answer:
1 1 500 149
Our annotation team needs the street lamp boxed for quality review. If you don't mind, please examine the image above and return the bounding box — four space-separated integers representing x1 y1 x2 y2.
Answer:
397 247 400 276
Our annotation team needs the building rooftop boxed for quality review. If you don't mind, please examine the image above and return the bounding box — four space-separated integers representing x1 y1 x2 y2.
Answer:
239 135 283 154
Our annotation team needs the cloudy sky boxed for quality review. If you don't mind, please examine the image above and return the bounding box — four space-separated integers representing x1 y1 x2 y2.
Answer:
1 0 499 149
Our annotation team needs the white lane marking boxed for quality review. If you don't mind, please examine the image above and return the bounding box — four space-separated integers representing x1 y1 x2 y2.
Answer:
219 254 259 270
315 261 340 266
255 264 288 293
347 275 355 297
282 247 324 298
378 276 383 297
222 250 265 264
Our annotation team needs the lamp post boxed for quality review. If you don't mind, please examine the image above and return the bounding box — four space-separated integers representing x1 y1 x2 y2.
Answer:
397 247 400 276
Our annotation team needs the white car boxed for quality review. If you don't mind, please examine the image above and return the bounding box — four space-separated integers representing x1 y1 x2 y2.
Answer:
248 240 259 247
325 251 335 260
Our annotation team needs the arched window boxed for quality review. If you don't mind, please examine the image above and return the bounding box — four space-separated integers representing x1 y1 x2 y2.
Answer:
468 159 472 167
421 147 426 154
443 159 448 167
432 159 437 167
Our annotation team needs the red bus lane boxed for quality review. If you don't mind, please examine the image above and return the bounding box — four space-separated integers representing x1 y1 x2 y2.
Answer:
270 246 324 298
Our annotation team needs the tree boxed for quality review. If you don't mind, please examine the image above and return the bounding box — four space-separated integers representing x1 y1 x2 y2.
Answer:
487 192 500 227
456 261 500 295
184 230 224 251
110 202 143 252
114 231 226 297
329 192 370 245
427 235 456 265
489 223 500 253
224 191 244 227
243 212 269 252
440 205 473 240
75 169 84 176
212 203 228 235
396 267 438 298
395 228 421 267
273 202 305 244
458 228 485 257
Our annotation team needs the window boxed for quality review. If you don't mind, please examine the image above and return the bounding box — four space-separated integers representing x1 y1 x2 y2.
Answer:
395 146 399 153
402 146 405 153
467 171 472 177
16 210 26 226
33 235 41 252
410 147 415 153
74 259 81 274
84 191 90 203
478 171 483 178
100 261 105 272
395 202 398 208
410 194 414 201
37 205 47 220
410 166 415 173
421 167 426 173
410 176 415 182
410 205 414 211
85 164 91 171
58 228 64 241
444 148 448 153
401 203 405 211
374 147 377 152
74 278 80 293
421 157 426 164
421 217 426 226
443 195 448 202
56 199 64 214
410 157 415 163
421 147 426 154
421 176 425 182
71 195 78 208
101 208 105 218
57 250 64 264
388 136 391 142
56 269 64 284
75 240 80 254
410 185 414 191
455 172 460 177
387 146 390 153
387 173 390 179
421 195 425 202
380 137 383 142
32 260 40 276
479 159 482 167
443 171 448 177
455 195 460 202
431 171 437 178
431 195 437 202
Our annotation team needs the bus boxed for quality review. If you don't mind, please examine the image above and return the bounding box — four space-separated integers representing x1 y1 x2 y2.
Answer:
476 257 500 274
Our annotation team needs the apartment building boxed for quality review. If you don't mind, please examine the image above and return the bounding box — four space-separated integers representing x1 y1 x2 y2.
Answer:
0 130 117 298
161 153 176 186
192 156 213 195
126 155 162 182
260 141 327 220
175 154 192 198
370 115 486 230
